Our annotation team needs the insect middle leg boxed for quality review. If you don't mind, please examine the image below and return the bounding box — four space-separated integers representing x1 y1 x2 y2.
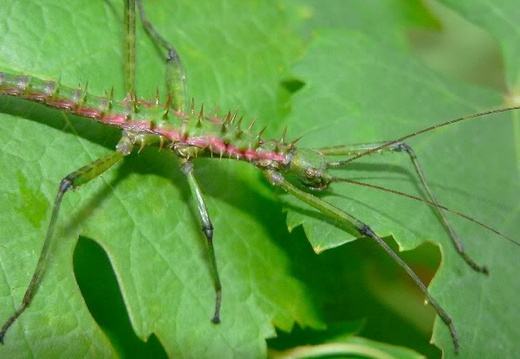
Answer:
320 141 488 274
180 159 222 324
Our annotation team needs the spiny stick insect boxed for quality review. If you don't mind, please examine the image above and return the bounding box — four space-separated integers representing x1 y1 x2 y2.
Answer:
0 0 519 355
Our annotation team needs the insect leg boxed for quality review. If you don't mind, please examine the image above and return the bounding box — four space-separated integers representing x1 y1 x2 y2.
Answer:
264 168 460 353
180 159 222 324
0 136 133 344
323 142 488 274
136 0 188 112
124 0 137 95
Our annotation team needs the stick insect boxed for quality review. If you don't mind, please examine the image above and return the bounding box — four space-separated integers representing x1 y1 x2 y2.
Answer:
1 0 519 357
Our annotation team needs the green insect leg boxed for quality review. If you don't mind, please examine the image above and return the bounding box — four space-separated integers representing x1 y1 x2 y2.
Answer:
124 0 137 95
180 159 222 324
322 141 488 274
0 136 132 344
263 168 459 353
137 0 188 112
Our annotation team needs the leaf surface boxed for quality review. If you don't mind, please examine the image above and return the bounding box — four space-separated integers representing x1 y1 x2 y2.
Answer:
1 0 519 358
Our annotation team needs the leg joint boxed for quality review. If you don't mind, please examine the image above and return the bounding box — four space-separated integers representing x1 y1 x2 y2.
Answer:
167 49 180 62
390 141 418 160
358 223 374 237
180 160 193 175
202 223 214 241
59 177 74 193
264 169 284 187
390 141 412 153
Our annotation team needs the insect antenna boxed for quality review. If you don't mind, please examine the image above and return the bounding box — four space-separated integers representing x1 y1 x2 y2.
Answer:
329 177 520 248
330 106 520 167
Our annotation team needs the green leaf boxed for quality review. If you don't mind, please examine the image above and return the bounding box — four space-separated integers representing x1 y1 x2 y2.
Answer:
1 0 520 358
0 0 320 358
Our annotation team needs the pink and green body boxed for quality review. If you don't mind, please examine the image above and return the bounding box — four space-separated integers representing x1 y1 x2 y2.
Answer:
0 71 291 167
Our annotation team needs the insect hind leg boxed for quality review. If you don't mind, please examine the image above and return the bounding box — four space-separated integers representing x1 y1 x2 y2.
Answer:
136 0 187 113
0 136 132 343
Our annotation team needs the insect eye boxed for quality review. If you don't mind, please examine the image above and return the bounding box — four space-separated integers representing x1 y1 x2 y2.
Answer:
305 168 316 178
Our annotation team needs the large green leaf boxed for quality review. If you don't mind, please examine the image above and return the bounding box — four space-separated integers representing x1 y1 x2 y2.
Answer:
0 1 321 358
1 0 519 358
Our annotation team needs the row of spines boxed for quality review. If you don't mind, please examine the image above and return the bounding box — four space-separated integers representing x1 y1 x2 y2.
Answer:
0 71 298 161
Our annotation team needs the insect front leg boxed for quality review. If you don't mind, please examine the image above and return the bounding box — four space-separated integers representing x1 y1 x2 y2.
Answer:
0 135 133 344
264 168 460 353
179 159 222 324
321 141 488 274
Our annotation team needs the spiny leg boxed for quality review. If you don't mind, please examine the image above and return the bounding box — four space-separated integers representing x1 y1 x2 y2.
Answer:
0 136 133 344
263 168 460 353
180 159 222 323
321 141 488 274
136 0 187 112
